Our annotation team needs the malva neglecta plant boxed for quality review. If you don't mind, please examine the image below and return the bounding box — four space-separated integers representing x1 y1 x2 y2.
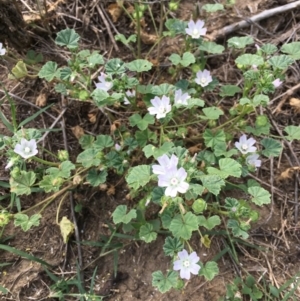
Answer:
1 11 300 297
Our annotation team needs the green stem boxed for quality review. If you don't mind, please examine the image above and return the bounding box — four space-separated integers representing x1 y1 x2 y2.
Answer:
32 156 60 167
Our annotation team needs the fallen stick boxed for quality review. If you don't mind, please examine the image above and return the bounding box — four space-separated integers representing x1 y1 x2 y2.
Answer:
209 0 300 40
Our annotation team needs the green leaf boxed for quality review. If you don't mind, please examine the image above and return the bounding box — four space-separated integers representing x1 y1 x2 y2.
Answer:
39 175 64 193
268 55 294 70
10 171 36 195
105 58 126 74
87 51 104 67
201 107 224 120
55 28 80 49
79 135 95 149
163 237 184 257
129 113 155 131
86 169 107 186
198 41 224 54
139 223 157 243
219 85 241 97
126 59 152 72
187 98 205 108
152 270 178 293
94 135 114 150
169 212 199 240
198 215 221 230
9 60 28 79
151 83 175 95
248 186 271 206
143 142 174 159
14 213 41 231
261 137 282 157
25 50 43 65
54 83 68 95
235 54 264 66
112 205 137 224
202 3 224 12
227 219 249 239
115 33 136 45
260 43 277 55
192 198 207 213
199 261 219 281
135 129 157 147
284 125 300 141
46 161 75 179
199 174 224 196
126 165 151 190
91 89 110 107
169 52 195 67
164 19 187 36
228 36 254 49
76 149 101 167
38 61 59 81
281 42 300 59
59 67 72 80
203 129 226 148
219 158 242 178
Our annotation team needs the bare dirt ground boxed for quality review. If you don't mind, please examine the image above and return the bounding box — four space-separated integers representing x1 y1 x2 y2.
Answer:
1 0 300 300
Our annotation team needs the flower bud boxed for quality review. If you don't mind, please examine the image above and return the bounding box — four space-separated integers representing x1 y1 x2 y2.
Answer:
58 150 69 161
73 175 82 185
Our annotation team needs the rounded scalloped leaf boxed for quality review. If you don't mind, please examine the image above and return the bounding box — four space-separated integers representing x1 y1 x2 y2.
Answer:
55 28 80 49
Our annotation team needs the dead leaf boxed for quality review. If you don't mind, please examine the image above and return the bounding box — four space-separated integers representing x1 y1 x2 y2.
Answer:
107 186 115 196
88 112 97 123
188 144 202 155
107 3 122 23
111 120 121 134
71 125 85 139
36 93 47 107
140 31 158 45
289 97 300 113
59 216 74 244
277 167 300 181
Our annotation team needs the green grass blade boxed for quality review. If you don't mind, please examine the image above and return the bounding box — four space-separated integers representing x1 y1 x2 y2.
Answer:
89 267 98 295
18 104 53 128
0 109 14 133
0 244 52 267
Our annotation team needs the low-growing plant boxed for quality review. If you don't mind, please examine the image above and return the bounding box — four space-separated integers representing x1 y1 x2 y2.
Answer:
1 7 300 298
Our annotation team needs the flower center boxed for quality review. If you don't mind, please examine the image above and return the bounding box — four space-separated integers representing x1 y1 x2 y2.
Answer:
170 177 179 186
24 147 31 154
200 78 207 84
182 259 190 267
159 106 166 114
241 143 248 151
192 29 199 37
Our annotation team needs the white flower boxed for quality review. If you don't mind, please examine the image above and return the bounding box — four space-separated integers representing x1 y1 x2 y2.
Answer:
246 154 261 168
272 78 282 88
0 43 6 56
158 167 189 197
148 95 171 119
185 20 207 39
115 143 122 151
173 249 200 280
5 160 14 170
195 69 213 87
14 138 38 159
152 154 179 175
124 90 135 105
95 72 113 91
235 134 257 154
174 89 190 106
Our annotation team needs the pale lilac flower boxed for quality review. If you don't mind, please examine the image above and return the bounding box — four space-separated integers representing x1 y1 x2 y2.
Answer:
174 89 190 106
124 90 135 105
185 20 207 39
14 138 38 159
246 154 261 168
0 43 6 55
95 72 113 91
158 167 189 197
252 65 258 70
255 44 260 51
235 134 257 154
115 143 122 151
272 78 282 88
152 154 178 175
195 69 213 87
173 249 200 280
5 160 14 170
148 95 171 119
